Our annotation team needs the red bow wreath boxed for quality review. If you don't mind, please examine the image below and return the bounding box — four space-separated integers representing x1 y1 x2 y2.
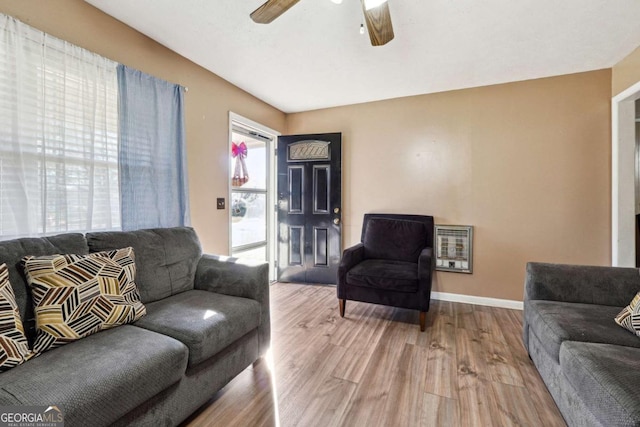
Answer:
232 142 249 187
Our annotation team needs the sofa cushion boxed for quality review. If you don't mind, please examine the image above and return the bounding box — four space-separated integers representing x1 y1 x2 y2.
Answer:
363 218 426 263
0 264 32 371
0 325 187 427
346 259 418 293
525 300 640 361
86 227 201 303
560 342 640 426
0 233 89 342
615 291 640 337
22 248 146 354
134 290 261 367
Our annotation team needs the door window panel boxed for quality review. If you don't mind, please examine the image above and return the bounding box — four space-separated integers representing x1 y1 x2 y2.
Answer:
231 192 266 248
230 128 270 263
232 246 267 263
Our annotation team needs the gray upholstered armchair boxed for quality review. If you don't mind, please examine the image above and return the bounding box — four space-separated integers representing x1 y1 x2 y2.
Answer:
337 213 435 331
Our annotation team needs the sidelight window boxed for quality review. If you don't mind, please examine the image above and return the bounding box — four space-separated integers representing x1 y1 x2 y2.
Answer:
229 122 273 264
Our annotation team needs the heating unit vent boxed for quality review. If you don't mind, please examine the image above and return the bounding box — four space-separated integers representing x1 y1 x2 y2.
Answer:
435 225 473 274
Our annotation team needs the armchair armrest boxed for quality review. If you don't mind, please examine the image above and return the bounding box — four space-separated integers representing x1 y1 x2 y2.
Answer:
337 243 365 292
417 247 434 311
524 262 640 307
195 254 270 355
340 243 365 271
418 247 435 279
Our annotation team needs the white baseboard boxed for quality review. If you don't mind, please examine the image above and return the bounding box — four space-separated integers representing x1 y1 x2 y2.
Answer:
431 291 523 310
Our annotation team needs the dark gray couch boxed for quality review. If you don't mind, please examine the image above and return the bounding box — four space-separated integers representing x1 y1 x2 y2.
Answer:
523 262 640 426
0 227 270 426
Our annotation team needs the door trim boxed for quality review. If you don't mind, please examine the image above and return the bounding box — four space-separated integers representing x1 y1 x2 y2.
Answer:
612 83 640 266
228 112 280 280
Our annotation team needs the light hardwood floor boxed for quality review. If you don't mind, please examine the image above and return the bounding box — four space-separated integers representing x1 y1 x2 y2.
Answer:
182 283 566 427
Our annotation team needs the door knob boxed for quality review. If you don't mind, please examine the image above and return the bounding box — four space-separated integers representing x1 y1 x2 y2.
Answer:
333 218 340 225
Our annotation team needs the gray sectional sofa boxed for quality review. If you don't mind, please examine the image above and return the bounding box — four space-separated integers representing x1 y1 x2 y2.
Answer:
0 226 270 426
523 262 640 426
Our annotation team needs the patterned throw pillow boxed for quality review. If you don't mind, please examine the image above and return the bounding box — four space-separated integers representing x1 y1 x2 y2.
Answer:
0 263 32 371
615 292 640 336
22 247 146 354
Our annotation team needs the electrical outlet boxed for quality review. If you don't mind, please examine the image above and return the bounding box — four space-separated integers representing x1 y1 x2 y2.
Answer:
216 198 225 210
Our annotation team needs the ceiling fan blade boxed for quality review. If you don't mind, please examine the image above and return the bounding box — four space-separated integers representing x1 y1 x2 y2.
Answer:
361 0 395 46
251 0 300 24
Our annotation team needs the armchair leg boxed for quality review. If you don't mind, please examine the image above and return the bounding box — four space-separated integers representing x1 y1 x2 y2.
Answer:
419 311 426 332
339 299 346 317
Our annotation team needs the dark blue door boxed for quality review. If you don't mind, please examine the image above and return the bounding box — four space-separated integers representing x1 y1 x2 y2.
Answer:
277 133 342 284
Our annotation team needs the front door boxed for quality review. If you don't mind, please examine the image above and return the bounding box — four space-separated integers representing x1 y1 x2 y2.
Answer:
277 133 341 284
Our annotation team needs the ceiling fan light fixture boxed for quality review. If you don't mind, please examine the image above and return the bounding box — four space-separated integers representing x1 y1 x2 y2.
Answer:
364 0 387 11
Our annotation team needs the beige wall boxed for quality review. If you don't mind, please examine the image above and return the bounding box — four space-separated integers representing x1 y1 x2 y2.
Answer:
0 0 287 254
0 2 616 301
288 70 612 301
613 45 640 96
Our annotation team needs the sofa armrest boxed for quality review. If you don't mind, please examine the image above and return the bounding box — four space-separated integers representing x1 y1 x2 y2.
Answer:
524 262 640 307
195 254 270 355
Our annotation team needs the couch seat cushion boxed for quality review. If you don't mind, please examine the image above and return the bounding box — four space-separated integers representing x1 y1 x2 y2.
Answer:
560 342 640 426
134 290 261 367
346 259 418 293
0 325 187 427
525 300 640 361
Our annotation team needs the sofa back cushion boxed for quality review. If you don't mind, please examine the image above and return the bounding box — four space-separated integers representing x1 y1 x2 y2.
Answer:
363 218 427 263
86 227 202 303
0 233 88 343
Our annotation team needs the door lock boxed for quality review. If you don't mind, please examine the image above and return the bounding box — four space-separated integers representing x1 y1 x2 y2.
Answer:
334 207 340 214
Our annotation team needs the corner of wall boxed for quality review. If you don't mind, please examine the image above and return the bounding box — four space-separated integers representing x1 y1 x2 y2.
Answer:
612 44 640 97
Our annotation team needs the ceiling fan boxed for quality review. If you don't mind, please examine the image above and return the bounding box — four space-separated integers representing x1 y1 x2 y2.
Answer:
250 0 394 46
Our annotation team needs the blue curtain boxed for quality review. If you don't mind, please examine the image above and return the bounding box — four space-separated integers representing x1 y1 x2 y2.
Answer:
117 64 190 230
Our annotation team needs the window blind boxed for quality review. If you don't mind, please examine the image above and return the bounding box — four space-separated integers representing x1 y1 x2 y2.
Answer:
0 14 120 239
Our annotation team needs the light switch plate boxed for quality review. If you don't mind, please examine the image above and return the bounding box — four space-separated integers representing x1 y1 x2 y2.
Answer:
216 198 225 209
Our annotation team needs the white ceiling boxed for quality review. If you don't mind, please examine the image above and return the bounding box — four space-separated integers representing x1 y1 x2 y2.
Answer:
85 0 640 113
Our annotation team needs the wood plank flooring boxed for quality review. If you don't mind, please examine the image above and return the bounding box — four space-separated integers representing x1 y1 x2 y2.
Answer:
182 283 566 427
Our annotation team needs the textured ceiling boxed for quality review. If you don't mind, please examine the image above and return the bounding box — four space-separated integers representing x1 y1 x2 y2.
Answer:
85 0 640 113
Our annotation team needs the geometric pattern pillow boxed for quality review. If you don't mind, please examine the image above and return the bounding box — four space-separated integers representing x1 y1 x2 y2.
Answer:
22 247 146 354
615 291 640 337
0 263 32 371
